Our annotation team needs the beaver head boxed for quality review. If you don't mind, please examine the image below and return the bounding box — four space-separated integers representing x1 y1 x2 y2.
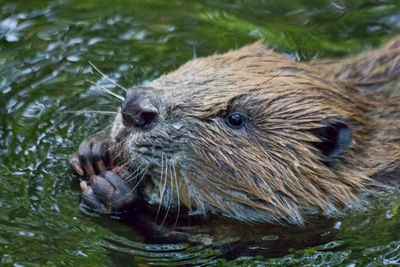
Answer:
110 41 400 224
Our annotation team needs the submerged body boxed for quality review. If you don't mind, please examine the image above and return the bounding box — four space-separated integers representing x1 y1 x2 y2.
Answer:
71 37 400 225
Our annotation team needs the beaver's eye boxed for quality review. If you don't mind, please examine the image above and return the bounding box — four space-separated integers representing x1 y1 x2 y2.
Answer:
225 112 245 129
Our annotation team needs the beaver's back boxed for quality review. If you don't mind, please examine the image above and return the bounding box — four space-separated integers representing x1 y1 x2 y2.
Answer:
312 36 400 96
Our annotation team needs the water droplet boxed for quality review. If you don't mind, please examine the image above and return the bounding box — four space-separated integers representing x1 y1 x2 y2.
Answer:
172 122 183 130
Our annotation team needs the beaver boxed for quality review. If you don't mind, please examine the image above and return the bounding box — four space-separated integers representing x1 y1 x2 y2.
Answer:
70 37 400 225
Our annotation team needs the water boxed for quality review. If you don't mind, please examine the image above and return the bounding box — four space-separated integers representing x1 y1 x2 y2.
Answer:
0 0 399 265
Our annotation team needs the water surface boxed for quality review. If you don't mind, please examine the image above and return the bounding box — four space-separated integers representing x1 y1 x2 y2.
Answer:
1 0 400 265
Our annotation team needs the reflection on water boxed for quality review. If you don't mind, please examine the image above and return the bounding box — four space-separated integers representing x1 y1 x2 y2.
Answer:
0 0 400 265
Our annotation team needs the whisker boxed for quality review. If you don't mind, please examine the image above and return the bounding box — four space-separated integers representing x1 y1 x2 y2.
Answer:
172 162 180 228
122 164 143 184
89 61 128 92
122 152 149 184
123 153 150 184
155 154 168 223
63 110 118 115
154 154 163 222
125 156 153 194
87 79 125 102
92 124 115 141
131 149 149 162
112 161 151 204
117 148 146 167
160 162 173 227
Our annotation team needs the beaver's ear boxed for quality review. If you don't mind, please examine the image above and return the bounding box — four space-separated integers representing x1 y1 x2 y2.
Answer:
313 119 352 160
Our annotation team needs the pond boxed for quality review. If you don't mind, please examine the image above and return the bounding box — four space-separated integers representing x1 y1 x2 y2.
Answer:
1 0 400 265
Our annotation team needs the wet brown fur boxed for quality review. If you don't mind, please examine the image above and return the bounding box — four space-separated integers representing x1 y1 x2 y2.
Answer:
111 37 400 224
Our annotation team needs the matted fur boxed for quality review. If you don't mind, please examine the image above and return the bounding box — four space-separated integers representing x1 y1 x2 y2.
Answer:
110 37 400 224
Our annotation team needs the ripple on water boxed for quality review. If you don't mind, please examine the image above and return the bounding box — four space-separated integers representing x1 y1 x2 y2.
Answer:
0 0 400 265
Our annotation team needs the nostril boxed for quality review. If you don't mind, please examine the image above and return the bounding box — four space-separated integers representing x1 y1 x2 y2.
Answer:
121 90 159 129
122 108 158 129
135 111 158 127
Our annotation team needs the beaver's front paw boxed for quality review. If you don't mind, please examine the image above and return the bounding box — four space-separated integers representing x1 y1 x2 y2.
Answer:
80 169 136 214
70 135 113 178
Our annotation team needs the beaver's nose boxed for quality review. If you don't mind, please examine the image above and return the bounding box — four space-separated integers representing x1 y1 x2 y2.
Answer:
121 90 158 129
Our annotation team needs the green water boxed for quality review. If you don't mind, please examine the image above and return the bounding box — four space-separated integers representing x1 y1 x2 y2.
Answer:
1 0 400 265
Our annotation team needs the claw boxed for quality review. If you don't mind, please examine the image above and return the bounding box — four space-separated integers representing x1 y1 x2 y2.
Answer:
70 135 113 178
80 181 106 211
71 136 136 214
70 153 85 176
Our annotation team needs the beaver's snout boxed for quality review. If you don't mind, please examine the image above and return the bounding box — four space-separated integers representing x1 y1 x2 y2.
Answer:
121 90 159 129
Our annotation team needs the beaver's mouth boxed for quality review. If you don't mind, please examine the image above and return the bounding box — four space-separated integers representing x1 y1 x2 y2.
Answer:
119 166 188 223
120 161 160 201
114 134 185 212
120 166 153 195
